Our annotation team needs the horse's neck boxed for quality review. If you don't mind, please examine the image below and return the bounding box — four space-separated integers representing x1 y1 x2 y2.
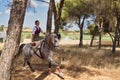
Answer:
43 42 52 52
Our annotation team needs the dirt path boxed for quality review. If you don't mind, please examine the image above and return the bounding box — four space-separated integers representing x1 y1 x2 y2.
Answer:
12 63 80 80
11 55 120 80
12 64 120 80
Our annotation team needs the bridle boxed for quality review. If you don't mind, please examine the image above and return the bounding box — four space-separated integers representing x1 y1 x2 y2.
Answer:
45 34 59 50
33 34 59 59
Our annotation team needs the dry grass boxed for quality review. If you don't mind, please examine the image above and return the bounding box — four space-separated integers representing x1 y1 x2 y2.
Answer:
55 45 120 69
1 42 120 80
0 43 3 50
53 45 120 79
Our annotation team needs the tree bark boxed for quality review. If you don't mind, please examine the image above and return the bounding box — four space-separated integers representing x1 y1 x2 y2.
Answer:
98 32 101 49
79 16 85 47
0 0 27 80
52 0 57 32
117 32 119 46
117 28 120 46
90 33 95 47
112 18 119 53
98 22 102 49
46 0 53 33
90 25 98 47
108 32 114 43
54 0 65 34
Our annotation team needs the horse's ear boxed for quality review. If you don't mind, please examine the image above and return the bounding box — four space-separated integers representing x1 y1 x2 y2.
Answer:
56 33 61 40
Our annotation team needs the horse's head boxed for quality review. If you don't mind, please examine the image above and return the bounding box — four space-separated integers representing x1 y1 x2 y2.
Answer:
45 33 61 50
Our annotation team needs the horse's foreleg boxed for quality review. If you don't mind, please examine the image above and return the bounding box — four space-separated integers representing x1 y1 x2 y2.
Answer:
47 57 64 77
23 61 26 67
56 66 62 73
27 61 35 72
47 57 59 74
48 62 52 75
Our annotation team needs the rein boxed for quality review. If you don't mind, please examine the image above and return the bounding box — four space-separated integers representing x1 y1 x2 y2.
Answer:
44 35 57 50
32 47 43 59
32 40 45 59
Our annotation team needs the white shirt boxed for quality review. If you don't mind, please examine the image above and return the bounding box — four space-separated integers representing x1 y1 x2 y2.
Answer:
32 26 44 35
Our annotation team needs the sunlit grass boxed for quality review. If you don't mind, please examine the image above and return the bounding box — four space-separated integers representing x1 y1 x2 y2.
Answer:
55 45 120 70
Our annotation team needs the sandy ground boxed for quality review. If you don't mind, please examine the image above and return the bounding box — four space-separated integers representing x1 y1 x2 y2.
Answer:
0 40 120 80
12 64 120 80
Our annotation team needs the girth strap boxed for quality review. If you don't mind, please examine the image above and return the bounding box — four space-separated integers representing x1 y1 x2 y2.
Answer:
31 47 43 59
38 40 45 59
31 40 45 59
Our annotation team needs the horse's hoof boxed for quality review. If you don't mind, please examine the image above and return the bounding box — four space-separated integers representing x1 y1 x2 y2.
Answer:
58 72 64 79
32 71 37 75
32 71 41 78
22 66 27 70
32 69 35 72
49 73 54 76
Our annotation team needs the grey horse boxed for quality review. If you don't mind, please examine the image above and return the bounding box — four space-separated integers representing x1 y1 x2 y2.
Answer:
17 33 64 77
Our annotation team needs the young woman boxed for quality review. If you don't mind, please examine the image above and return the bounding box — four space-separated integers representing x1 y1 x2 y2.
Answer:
32 20 45 42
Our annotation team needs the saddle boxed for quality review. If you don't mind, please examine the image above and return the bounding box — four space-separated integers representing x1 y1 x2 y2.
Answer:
31 42 36 46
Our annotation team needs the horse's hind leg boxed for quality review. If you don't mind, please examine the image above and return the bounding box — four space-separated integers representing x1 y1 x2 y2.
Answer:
27 61 35 72
23 58 27 67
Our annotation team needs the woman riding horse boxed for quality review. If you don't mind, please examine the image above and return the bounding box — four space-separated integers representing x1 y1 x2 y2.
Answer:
17 33 63 77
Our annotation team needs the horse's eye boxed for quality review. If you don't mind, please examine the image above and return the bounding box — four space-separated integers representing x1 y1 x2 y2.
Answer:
54 40 57 43
55 36 58 38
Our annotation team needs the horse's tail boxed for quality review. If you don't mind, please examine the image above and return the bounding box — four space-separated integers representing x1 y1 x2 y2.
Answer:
16 43 25 57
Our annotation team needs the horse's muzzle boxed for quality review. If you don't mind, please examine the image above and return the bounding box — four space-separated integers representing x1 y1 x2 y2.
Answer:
54 46 60 50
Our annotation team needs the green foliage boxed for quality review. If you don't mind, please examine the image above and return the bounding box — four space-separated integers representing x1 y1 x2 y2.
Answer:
62 0 93 31
87 24 95 35
20 31 31 42
21 32 31 39
0 25 4 31
20 30 45 42
20 29 111 42
63 0 83 18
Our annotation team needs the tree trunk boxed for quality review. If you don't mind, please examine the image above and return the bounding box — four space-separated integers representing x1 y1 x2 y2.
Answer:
52 0 57 33
98 22 102 49
108 32 114 43
0 0 27 80
98 32 101 49
117 32 119 46
79 27 83 47
90 33 95 47
90 25 98 47
112 19 119 53
79 16 85 47
117 28 120 46
54 0 65 34
46 0 53 33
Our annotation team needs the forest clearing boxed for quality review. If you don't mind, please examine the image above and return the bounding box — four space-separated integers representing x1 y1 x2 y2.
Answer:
0 40 120 80
1 0 120 80
12 43 120 80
